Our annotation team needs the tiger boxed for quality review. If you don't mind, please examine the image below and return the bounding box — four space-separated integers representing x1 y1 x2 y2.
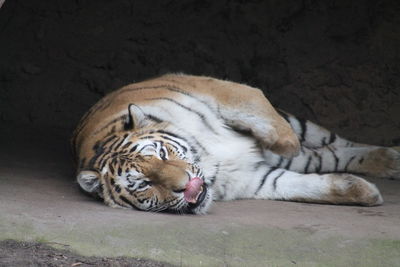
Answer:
71 74 400 214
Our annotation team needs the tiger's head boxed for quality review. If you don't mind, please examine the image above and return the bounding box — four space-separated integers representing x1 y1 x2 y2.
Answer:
77 128 213 215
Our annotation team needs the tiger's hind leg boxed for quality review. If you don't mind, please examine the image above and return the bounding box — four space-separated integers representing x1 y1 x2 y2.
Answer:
278 110 364 148
253 166 383 206
265 142 400 180
272 111 400 179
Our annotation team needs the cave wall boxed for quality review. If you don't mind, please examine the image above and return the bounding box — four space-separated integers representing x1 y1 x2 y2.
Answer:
0 0 399 145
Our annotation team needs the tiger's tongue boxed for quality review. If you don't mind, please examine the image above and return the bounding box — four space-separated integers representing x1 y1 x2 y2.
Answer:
184 177 204 203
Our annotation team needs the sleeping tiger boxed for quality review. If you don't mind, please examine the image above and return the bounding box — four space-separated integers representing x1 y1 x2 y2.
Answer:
71 74 400 214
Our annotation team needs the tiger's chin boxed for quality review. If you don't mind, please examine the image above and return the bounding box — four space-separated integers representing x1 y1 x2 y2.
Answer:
186 186 214 215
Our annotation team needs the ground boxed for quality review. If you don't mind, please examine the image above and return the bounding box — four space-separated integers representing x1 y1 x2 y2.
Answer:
0 129 399 266
0 240 172 267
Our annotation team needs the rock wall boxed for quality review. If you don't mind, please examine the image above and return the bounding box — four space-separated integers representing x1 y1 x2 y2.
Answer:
0 0 399 145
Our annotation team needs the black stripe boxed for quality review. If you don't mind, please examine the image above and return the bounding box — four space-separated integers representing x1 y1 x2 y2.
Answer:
138 144 154 153
156 130 187 141
119 84 220 118
275 157 284 168
129 144 139 153
102 135 118 146
328 133 336 144
304 156 312 173
114 185 121 193
125 104 135 130
146 114 163 123
158 129 208 156
160 135 188 153
344 156 356 172
255 167 278 194
272 171 285 191
298 118 307 142
321 137 327 146
327 146 339 172
114 134 129 150
277 109 290 122
109 164 115 175
118 167 122 176
108 135 123 151
315 151 322 173
147 97 218 134
284 158 293 169
99 156 109 170
156 131 191 153
140 136 155 140
119 196 141 211
163 141 180 152
254 161 267 171
93 136 123 168
93 116 125 135
121 141 132 150
208 163 220 186
135 194 147 204
89 147 107 169
103 176 122 207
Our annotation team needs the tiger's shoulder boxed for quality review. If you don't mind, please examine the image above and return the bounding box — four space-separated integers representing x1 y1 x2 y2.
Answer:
71 74 254 165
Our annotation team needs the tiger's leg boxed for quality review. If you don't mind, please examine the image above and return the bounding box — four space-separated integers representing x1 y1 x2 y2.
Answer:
252 165 383 206
278 110 364 148
160 74 300 158
265 144 400 179
208 85 301 158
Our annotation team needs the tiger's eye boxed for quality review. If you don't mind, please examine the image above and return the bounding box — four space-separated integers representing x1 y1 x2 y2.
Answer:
138 180 152 189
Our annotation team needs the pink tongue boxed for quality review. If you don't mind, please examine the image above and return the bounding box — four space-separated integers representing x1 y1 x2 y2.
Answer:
184 177 204 203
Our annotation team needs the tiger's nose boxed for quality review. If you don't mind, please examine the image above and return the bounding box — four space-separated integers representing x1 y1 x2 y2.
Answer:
146 158 189 190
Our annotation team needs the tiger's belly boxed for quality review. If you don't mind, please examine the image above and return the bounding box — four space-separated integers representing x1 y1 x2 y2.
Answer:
200 132 267 201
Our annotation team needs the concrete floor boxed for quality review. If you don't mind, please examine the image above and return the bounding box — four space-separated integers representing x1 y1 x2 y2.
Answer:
1 132 399 266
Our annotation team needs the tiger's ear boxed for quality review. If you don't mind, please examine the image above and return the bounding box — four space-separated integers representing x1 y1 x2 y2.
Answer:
124 104 146 130
77 170 100 193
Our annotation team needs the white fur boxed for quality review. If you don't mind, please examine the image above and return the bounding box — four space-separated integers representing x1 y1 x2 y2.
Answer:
135 93 388 208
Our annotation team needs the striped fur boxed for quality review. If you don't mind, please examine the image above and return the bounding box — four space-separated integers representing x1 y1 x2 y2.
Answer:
72 74 400 214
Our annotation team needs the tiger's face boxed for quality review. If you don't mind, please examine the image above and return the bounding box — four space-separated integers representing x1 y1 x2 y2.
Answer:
77 131 213 214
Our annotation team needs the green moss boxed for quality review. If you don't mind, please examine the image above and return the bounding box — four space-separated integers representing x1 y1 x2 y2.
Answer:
33 236 49 244
1 216 399 266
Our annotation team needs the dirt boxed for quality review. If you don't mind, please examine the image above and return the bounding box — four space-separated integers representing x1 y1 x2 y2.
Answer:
0 240 174 267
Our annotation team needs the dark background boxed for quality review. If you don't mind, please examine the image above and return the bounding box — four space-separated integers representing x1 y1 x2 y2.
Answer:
0 0 399 147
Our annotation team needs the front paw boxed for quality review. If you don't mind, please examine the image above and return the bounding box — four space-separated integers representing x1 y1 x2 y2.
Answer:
253 120 300 158
269 135 300 158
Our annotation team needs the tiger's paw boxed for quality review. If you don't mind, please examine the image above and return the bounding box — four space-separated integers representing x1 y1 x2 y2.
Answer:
269 135 300 159
361 147 400 180
330 174 384 206
254 121 300 159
